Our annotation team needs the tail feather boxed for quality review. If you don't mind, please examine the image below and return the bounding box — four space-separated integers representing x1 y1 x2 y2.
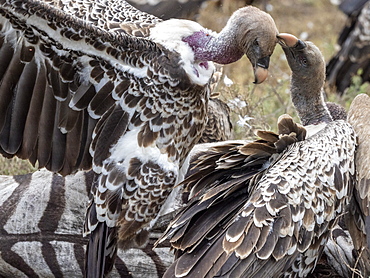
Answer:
85 222 117 278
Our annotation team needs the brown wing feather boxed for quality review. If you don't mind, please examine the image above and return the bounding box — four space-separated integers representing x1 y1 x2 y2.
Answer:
36 84 57 169
85 217 118 277
92 104 130 169
0 42 26 137
17 65 47 160
6 59 37 154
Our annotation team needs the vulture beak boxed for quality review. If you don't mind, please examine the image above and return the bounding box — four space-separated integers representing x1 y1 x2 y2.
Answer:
277 33 299 48
253 56 270 84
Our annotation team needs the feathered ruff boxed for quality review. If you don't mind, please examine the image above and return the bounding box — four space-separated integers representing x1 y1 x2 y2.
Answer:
157 114 356 278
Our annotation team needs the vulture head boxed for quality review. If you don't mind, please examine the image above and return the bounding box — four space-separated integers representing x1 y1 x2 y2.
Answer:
278 33 332 126
278 33 326 85
178 5 279 84
228 6 279 83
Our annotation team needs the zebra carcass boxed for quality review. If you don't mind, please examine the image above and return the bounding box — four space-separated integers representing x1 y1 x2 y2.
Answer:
0 169 174 278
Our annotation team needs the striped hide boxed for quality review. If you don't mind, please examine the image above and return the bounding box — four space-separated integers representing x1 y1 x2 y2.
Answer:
0 169 174 278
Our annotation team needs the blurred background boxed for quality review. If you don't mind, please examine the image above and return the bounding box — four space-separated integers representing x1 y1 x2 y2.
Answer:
1 0 369 175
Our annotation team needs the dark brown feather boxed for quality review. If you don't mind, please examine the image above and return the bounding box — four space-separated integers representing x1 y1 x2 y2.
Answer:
57 95 80 132
47 62 69 101
20 44 35 62
70 83 97 111
37 84 57 168
60 111 84 175
272 236 292 261
89 81 116 117
0 44 25 134
85 220 117 278
235 223 260 258
178 194 245 252
175 235 226 278
18 65 47 160
92 105 129 168
256 226 279 260
74 114 96 171
4 59 37 154
47 102 67 172
0 41 14 82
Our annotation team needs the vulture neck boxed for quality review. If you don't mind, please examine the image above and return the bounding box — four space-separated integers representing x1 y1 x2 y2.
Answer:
183 28 244 65
290 74 332 126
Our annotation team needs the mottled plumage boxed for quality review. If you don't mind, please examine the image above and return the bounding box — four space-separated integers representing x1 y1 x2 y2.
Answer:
199 63 233 143
199 98 233 143
346 93 370 277
326 0 370 95
0 0 279 277
157 35 356 277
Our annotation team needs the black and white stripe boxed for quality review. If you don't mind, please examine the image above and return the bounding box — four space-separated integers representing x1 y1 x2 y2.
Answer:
0 169 174 278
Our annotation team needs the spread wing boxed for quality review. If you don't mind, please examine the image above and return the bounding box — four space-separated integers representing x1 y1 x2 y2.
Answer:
158 118 356 278
0 0 192 176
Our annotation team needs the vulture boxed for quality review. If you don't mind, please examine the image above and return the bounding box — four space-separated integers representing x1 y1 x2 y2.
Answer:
346 93 370 277
157 34 357 277
0 0 279 277
326 0 370 95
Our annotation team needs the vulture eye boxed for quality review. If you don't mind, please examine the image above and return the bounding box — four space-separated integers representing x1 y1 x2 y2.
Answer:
253 39 259 47
300 56 308 66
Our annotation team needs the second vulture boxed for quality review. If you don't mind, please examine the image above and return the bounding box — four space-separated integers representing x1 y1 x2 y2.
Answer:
157 35 357 277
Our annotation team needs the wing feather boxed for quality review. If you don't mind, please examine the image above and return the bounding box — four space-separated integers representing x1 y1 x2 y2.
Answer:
47 102 68 172
4 60 37 153
18 64 47 160
36 84 57 168
0 42 25 134
92 104 130 169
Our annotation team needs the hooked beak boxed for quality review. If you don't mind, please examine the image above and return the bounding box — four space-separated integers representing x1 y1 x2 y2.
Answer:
277 33 299 48
277 33 307 58
253 56 270 84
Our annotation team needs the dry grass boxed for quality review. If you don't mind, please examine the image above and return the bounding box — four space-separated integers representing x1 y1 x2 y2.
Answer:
0 0 369 174
0 156 36 175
